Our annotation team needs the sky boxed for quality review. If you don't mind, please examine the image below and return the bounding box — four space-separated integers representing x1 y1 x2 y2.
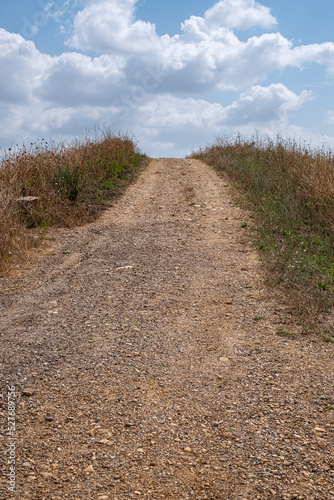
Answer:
0 0 334 157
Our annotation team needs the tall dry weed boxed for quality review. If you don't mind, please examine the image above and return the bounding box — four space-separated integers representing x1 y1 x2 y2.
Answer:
0 131 147 273
192 136 334 319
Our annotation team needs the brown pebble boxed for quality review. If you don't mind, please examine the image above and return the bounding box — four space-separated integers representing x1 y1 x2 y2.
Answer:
22 389 33 396
41 472 53 478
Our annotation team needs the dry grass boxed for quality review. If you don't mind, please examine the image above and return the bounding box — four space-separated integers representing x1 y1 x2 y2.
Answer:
0 130 147 273
192 135 334 323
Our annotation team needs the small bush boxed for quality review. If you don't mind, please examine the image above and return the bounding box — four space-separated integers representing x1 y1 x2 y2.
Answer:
53 164 81 202
104 180 113 190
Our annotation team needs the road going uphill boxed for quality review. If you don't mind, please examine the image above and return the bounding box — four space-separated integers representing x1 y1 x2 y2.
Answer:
0 158 333 499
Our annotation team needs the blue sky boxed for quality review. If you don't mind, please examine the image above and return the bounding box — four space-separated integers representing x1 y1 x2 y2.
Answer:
0 0 334 157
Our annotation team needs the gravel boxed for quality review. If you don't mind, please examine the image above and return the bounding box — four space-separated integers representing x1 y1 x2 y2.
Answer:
0 158 333 499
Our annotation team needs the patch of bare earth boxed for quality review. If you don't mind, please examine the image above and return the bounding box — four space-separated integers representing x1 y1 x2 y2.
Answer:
0 159 333 500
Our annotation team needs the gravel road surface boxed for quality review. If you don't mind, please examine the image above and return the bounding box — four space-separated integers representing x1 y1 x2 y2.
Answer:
0 158 333 500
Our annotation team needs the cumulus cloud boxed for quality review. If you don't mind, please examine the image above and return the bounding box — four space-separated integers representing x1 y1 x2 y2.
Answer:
39 53 126 106
1 1 334 155
65 0 334 93
68 0 277 56
204 0 277 29
217 84 312 126
67 0 160 55
121 85 311 156
290 43 334 73
134 85 309 132
0 29 50 104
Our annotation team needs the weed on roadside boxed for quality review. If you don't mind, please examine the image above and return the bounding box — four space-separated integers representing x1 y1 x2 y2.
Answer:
192 135 334 322
39 220 50 240
0 130 148 273
276 327 297 339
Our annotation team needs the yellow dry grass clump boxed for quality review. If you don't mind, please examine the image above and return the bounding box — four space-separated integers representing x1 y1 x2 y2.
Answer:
0 131 147 272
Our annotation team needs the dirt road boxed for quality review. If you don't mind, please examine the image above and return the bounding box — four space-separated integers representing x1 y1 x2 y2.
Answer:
0 158 333 500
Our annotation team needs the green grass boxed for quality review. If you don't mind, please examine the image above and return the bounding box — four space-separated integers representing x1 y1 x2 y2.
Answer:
276 327 297 339
192 135 334 320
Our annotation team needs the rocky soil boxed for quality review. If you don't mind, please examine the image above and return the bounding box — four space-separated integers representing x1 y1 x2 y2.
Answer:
0 158 333 500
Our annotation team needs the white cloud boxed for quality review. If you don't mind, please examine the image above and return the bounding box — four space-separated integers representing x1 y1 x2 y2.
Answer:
68 0 277 57
218 84 312 126
290 43 334 73
1 1 334 156
39 53 126 106
65 1 334 93
136 87 293 132
204 0 277 30
0 29 50 104
67 0 160 55
126 85 312 156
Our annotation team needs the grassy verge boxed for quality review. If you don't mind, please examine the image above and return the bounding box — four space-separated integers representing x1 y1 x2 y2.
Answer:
192 136 334 325
0 130 148 272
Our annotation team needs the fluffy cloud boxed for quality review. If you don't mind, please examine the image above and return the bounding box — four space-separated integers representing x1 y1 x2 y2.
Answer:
0 29 50 104
68 0 276 56
66 0 334 93
217 84 312 126
204 0 277 29
135 84 309 130
290 43 334 73
1 1 334 155
67 0 160 55
132 90 334 158
39 53 126 106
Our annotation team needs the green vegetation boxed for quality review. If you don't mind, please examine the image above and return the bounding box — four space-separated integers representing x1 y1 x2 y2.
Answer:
0 130 148 272
192 135 334 320
276 327 297 339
